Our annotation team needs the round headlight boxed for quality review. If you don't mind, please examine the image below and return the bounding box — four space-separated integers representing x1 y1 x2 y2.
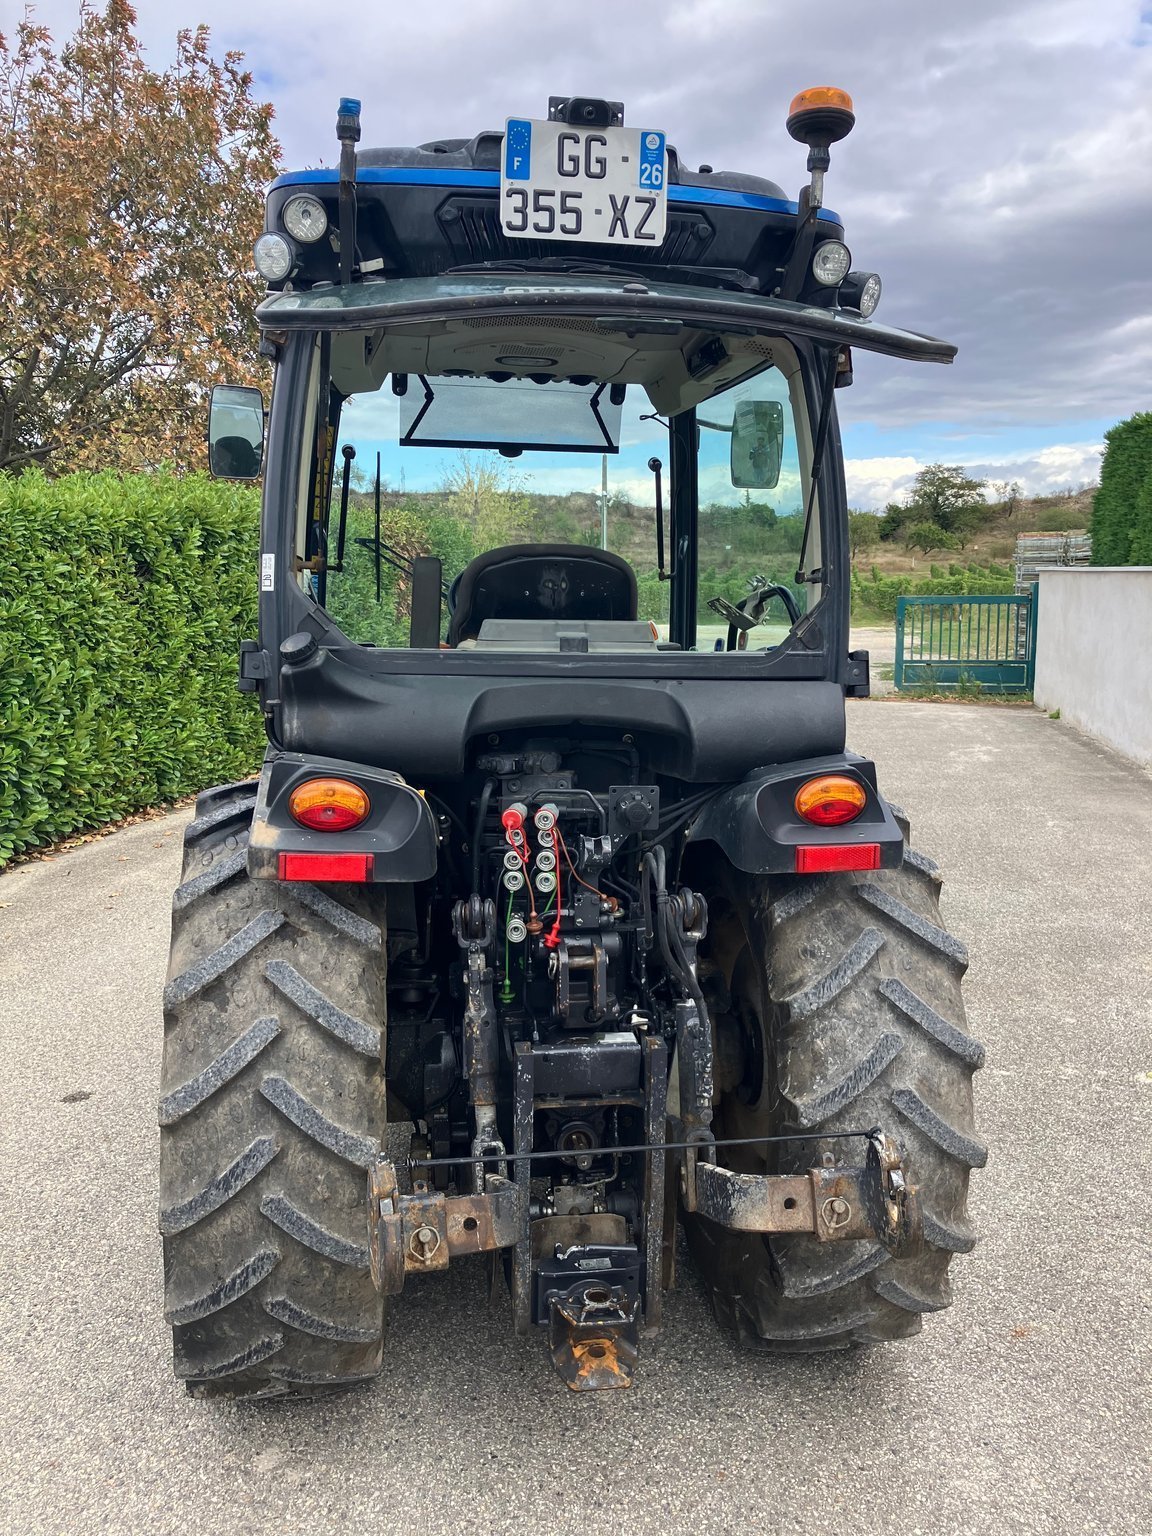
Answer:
856 272 882 317
254 232 295 282
282 194 328 244
811 240 852 286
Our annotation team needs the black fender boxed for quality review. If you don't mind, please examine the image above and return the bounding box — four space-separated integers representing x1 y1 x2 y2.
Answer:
683 752 904 875
246 750 438 882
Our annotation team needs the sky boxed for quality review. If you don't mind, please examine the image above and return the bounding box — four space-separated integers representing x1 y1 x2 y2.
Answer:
27 0 1152 507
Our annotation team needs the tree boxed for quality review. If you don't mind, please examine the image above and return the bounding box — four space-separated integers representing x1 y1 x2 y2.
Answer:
1090 411 1152 564
0 3 280 473
878 501 909 541
905 464 988 534
442 454 537 549
905 521 959 555
847 510 880 561
993 479 1023 519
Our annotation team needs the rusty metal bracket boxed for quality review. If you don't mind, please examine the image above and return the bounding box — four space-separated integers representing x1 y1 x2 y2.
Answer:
368 1155 524 1295
686 1133 922 1257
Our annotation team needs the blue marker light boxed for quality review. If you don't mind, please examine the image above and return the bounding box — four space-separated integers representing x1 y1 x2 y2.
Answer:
339 97 362 118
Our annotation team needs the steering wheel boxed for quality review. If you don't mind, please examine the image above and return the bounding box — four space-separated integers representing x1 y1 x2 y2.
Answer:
707 583 802 651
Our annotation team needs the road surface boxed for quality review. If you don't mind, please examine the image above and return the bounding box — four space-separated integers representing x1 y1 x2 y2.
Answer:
1 702 1149 1536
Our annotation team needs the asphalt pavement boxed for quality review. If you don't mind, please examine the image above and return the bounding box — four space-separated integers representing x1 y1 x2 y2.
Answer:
1 701 1149 1536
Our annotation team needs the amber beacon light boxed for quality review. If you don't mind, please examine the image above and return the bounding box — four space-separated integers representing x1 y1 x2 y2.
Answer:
794 775 868 827
288 777 371 831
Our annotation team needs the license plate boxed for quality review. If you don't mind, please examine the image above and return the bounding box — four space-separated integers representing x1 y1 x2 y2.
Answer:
501 118 668 248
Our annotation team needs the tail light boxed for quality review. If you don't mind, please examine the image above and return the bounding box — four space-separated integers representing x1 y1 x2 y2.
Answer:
794 774 867 827
288 778 370 832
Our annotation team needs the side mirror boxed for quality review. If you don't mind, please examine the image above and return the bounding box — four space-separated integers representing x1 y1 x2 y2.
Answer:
208 385 265 479
730 400 783 490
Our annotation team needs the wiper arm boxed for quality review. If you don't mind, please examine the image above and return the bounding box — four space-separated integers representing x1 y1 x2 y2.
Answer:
794 351 840 585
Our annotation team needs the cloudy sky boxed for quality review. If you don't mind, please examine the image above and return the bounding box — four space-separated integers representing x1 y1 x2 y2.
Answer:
30 0 1152 505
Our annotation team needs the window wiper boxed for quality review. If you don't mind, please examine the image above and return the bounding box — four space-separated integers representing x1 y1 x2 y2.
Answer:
794 350 840 586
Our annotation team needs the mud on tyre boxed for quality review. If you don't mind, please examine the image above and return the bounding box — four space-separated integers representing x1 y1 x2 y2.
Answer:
159 781 389 1398
686 812 986 1350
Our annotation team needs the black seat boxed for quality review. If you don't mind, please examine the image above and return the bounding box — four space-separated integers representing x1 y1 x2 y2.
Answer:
447 544 638 646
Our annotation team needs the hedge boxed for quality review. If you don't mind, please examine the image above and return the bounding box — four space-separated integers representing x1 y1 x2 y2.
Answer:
0 470 265 866
1090 411 1152 565
851 568 1015 619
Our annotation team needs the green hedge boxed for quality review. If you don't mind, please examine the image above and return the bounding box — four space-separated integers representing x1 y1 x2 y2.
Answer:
1090 411 1152 564
0 470 265 866
851 568 1015 619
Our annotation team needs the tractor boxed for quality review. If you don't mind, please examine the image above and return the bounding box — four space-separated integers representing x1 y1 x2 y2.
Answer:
159 88 984 1396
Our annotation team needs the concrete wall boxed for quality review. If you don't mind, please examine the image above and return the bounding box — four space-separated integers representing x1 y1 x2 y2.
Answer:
1033 567 1152 767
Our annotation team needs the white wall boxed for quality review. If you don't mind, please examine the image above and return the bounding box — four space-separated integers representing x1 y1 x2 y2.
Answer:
1033 568 1152 767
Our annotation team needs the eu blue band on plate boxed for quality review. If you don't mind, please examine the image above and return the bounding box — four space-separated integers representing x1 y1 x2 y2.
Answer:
638 131 666 190
504 119 532 181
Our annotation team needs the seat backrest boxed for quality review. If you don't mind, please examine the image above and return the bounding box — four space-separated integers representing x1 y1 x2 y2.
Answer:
447 544 638 646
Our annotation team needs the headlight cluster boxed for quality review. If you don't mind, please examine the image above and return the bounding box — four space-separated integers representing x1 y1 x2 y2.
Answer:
808 243 883 317
253 195 330 283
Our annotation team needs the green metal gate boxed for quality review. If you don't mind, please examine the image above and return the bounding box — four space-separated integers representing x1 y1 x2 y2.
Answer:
894 590 1037 693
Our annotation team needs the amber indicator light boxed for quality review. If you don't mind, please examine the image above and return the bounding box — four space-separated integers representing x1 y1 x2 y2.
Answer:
288 778 370 832
794 775 868 827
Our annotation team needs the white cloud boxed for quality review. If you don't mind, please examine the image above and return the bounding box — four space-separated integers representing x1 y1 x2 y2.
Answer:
845 442 1103 510
844 457 924 509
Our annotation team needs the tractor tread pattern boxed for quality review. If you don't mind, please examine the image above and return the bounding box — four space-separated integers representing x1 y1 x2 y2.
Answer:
857 883 969 969
174 1332 284 1381
183 784 258 844
259 1074 380 1169
284 884 383 948
159 1135 280 1235
689 818 983 1353
163 909 285 1008
879 977 985 1067
788 1030 904 1127
158 1016 280 1125
782 926 885 1021
165 1248 281 1325
263 1294 381 1344
265 960 381 1057
259 1194 371 1269
891 1086 989 1168
171 849 248 911
160 783 388 1400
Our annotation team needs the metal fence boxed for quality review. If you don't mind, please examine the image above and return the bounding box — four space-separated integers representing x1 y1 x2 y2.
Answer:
894 590 1037 693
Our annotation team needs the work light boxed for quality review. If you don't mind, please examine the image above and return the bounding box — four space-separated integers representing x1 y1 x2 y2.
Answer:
254 232 295 282
839 270 882 317
811 240 852 286
282 194 328 243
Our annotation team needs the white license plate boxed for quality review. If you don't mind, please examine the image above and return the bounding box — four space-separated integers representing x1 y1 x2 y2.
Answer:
501 118 668 248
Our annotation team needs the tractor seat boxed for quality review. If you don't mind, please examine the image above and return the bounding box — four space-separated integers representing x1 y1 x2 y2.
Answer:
447 544 638 646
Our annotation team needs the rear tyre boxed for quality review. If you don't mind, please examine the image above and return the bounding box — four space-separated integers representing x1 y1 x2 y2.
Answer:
159 781 389 1399
686 818 985 1350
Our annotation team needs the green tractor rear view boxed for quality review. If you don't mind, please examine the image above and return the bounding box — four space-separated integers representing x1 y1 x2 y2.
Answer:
159 87 985 1396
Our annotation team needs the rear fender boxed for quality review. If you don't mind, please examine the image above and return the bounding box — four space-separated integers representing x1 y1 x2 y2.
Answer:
684 753 903 874
246 750 438 882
